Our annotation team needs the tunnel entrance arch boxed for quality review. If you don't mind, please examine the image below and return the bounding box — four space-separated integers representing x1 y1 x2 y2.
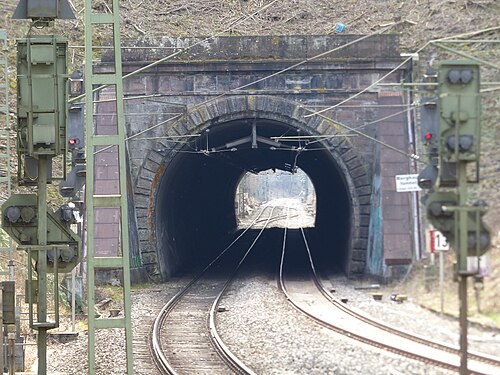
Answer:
136 95 371 280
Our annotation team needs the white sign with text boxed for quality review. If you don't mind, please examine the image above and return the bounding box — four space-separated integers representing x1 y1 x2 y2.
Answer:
395 174 421 192
430 229 450 252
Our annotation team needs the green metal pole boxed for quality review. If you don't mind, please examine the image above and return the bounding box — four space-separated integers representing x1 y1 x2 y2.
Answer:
458 160 469 375
37 156 48 375
459 274 468 374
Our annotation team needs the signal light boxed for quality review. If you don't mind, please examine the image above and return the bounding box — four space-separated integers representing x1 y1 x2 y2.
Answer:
68 138 78 146
438 61 480 165
425 133 433 141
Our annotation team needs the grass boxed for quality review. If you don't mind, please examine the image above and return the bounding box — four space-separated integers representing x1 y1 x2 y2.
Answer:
95 285 124 302
396 243 500 329
484 312 500 325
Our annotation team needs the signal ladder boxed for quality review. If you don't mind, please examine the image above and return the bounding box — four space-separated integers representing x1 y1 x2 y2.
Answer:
0 29 13 282
84 2 134 374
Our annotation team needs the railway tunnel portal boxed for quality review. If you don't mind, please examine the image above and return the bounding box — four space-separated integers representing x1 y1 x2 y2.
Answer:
94 35 417 281
152 100 357 278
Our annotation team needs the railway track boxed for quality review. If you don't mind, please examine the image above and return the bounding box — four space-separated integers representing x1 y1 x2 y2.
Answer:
279 206 500 375
151 206 279 374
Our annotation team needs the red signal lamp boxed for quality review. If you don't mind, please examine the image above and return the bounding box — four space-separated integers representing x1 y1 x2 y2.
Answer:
68 138 78 146
424 133 433 141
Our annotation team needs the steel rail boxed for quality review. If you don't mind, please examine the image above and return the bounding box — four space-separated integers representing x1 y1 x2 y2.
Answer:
296 224 500 369
208 207 281 375
278 206 500 374
150 205 276 374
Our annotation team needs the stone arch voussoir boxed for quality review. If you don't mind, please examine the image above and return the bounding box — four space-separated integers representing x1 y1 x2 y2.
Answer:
135 95 371 277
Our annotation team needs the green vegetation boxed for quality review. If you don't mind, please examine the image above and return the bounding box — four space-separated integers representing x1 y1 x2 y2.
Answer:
395 246 500 329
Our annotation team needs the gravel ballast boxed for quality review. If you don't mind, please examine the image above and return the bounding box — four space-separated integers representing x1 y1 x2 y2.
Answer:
33 273 500 375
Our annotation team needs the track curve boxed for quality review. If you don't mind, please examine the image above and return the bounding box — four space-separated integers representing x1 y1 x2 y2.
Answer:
279 204 500 375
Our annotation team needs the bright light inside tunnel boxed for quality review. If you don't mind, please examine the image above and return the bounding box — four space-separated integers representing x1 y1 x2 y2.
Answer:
235 167 316 229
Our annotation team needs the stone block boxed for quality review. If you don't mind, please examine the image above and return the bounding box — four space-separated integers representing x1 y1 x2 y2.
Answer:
354 238 368 249
350 261 366 274
138 167 156 182
352 250 366 261
138 229 150 242
139 240 154 253
316 120 331 134
381 176 397 191
340 148 358 162
360 214 370 227
206 102 220 119
159 74 194 93
187 110 203 127
135 186 151 196
379 147 407 164
345 156 362 170
380 162 408 177
227 96 249 113
358 194 372 205
306 115 322 130
279 99 296 118
359 204 371 215
377 121 406 137
359 226 369 238
356 185 372 196
136 208 148 219
336 110 354 124
383 205 408 221
383 219 410 235
124 76 147 94
384 234 412 260
142 159 160 176
350 165 367 178
354 175 370 187
141 251 158 265
378 134 407 149
137 216 148 229
137 176 153 190
134 195 150 209
382 191 410 206
214 98 230 117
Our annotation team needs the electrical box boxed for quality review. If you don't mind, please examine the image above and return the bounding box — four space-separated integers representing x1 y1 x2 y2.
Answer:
13 0 75 20
1 281 16 324
16 35 68 157
1 194 81 273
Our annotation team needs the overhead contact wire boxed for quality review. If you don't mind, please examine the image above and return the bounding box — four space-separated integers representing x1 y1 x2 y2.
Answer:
86 14 497 162
69 0 281 104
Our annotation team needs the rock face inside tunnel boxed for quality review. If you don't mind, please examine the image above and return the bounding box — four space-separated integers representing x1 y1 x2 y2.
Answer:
94 35 418 281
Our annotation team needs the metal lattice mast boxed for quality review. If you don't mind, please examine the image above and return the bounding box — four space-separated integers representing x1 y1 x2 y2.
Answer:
0 30 13 282
84 1 134 374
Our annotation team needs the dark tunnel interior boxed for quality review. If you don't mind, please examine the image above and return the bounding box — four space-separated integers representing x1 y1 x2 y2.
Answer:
154 119 352 279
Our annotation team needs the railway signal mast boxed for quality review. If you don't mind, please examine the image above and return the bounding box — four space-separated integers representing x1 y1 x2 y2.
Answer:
1 1 80 375
419 60 491 375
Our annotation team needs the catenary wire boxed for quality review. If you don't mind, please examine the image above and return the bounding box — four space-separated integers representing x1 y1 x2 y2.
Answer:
93 24 497 162
69 0 282 103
